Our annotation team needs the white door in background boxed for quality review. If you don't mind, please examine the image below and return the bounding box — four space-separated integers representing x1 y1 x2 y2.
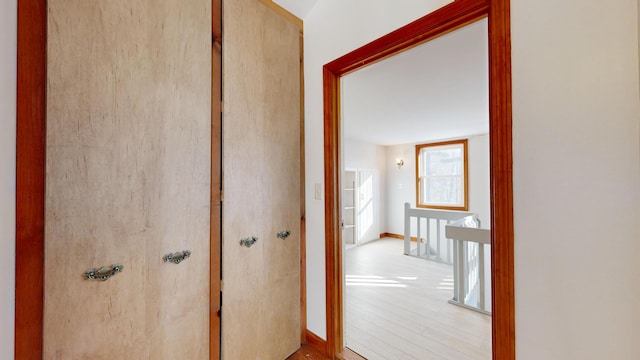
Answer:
357 169 378 245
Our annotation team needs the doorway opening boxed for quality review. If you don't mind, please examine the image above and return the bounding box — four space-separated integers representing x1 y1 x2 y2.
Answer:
341 18 491 358
322 0 513 358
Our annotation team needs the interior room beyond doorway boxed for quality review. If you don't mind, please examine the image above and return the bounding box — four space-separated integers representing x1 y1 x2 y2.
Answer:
340 18 492 359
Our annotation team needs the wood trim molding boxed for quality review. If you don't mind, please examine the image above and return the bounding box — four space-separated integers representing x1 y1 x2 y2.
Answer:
324 0 489 76
380 232 420 242
299 30 307 344
303 329 327 356
211 0 222 358
488 0 515 358
415 139 469 211
15 0 47 358
322 0 515 359
323 64 342 356
381 232 402 240
258 0 303 30
212 0 221 45
338 348 367 360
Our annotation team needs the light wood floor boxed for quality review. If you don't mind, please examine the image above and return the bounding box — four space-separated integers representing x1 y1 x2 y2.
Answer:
344 238 491 360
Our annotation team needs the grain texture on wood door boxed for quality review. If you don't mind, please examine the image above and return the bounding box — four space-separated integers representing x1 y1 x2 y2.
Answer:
222 0 302 359
44 1 211 358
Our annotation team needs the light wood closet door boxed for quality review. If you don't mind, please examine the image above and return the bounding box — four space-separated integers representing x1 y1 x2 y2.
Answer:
44 1 211 358
222 0 302 359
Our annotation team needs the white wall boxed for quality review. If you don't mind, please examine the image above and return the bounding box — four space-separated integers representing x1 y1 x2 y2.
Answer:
384 135 490 235
467 134 490 225
511 0 640 359
305 1 640 358
344 138 386 177
0 0 17 355
344 138 387 241
303 0 452 338
385 143 416 235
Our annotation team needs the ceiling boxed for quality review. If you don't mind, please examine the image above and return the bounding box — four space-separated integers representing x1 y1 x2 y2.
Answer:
342 18 489 146
271 2 489 147
273 0 319 18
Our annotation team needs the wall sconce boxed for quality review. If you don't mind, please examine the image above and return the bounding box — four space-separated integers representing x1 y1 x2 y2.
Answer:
396 159 404 169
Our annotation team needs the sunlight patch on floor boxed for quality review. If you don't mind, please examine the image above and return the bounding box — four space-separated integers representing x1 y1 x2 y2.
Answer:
345 274 408 288
437 276 455 290
344 238 491 359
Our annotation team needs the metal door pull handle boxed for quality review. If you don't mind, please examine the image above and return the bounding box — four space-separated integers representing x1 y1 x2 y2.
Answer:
240 236 258 248
83 264 124 281
163 250 191 264
277 230 291 240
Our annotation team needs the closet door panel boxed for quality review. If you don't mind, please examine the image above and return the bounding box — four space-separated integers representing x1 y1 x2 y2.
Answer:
222 0 301 358
44 0 211 358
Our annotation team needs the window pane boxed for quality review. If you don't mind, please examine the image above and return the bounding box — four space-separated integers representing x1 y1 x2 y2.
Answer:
423 176 463 205
422 147 463 176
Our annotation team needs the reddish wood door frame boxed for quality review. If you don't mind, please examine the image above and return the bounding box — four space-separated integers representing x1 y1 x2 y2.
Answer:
322 0 514 358
15 0 46 357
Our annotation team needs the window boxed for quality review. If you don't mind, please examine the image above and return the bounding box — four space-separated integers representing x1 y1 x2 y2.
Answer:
416 139 468 210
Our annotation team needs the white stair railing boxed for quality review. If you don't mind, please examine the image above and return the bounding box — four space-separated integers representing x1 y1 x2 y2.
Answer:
403 202 473 264
403 202 491 315
446 215 491 315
